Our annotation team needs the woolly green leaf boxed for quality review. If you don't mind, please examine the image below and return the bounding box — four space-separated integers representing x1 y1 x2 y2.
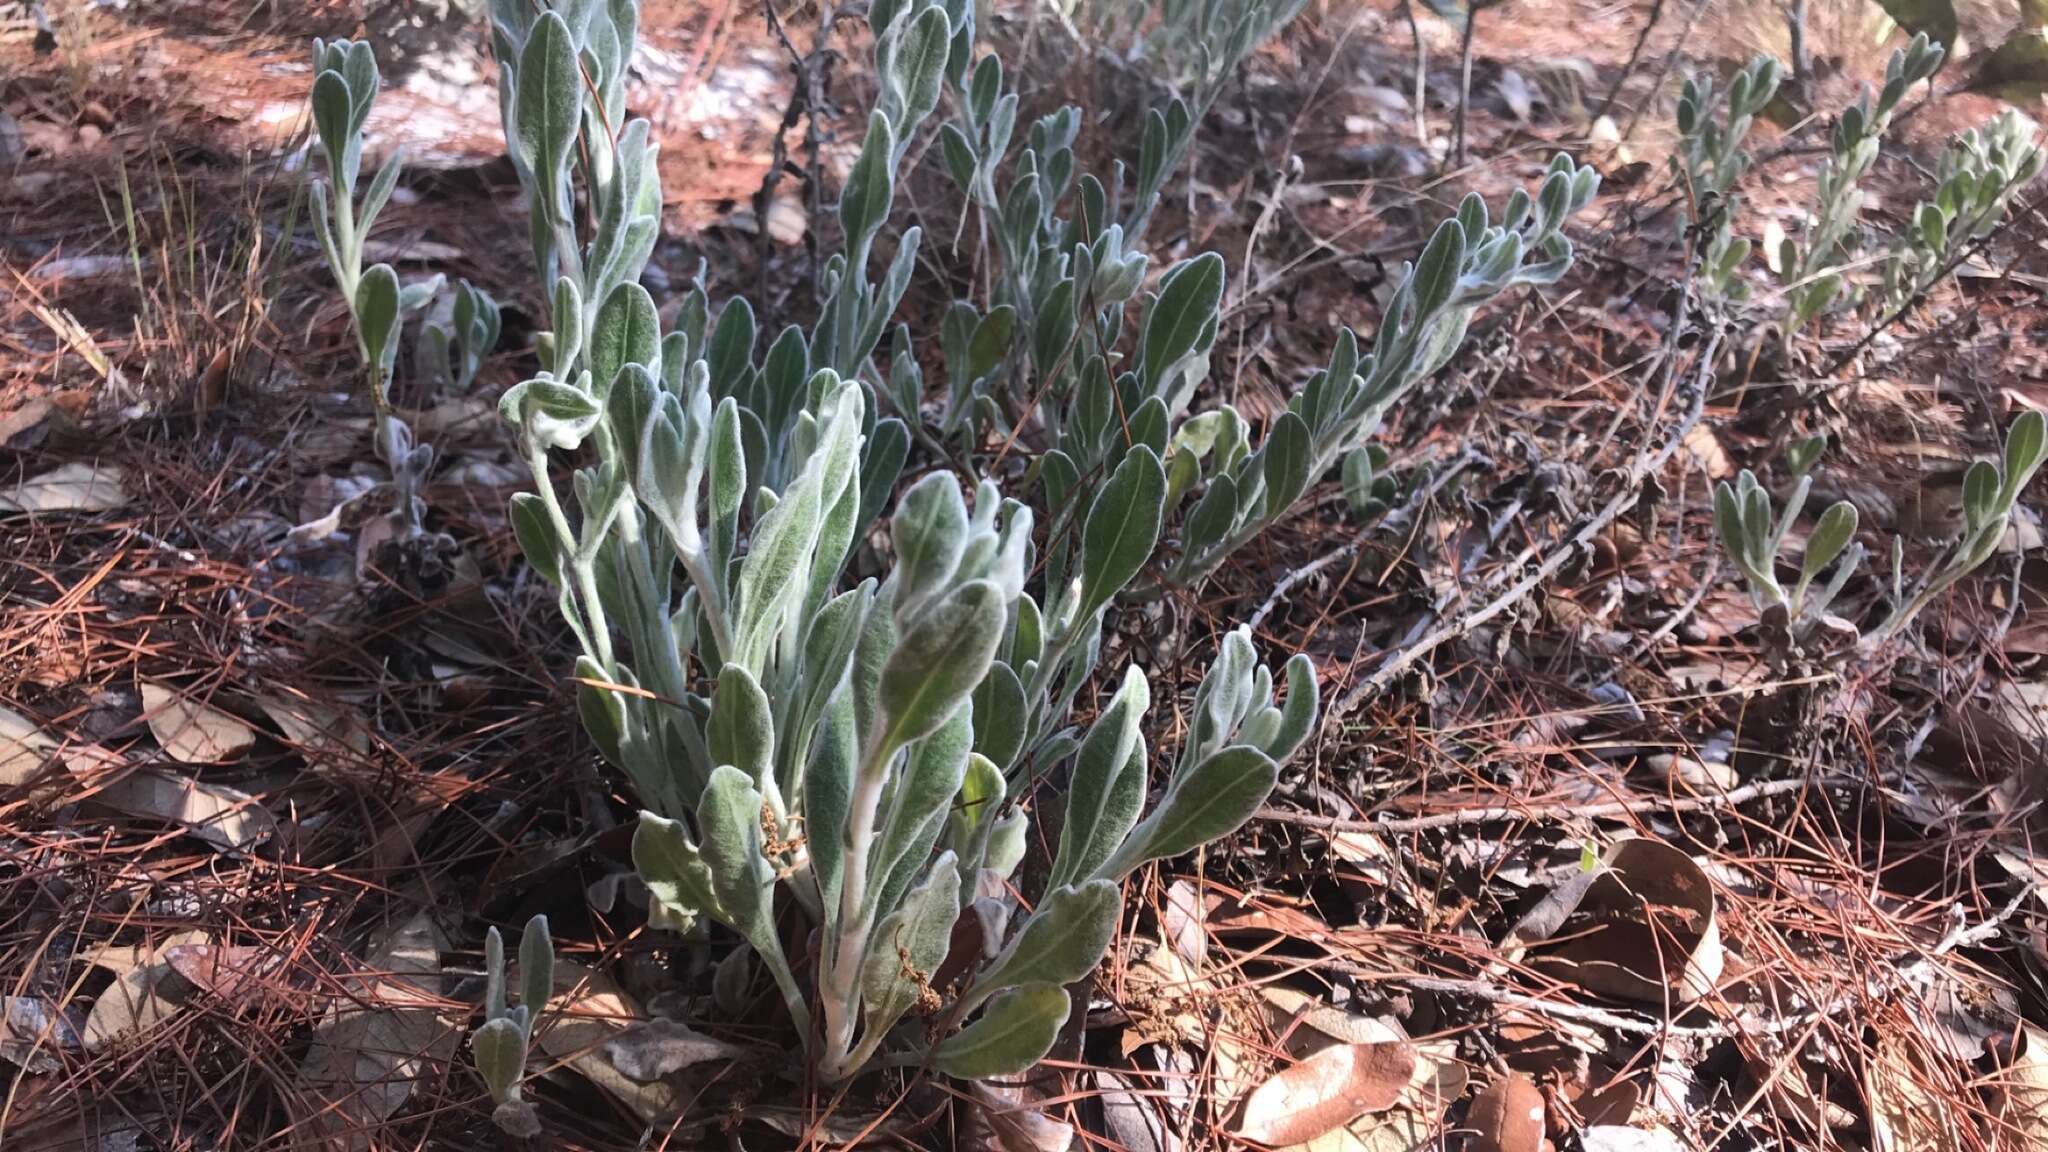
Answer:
1801 502 1859 585
1053 666 1148 888
2005 409 2048 502
1141 253 1225 395
591 282 662 396
502 378 602 452
879 581 1006 754
632 810 721 918
931 984 1069 1080
893 473 970 615
970 660 1027 768
516 915 552 1024
709 665 776 788
972 880 1119 997
1078 446 1166 617
841 112 898 253
1096 745 1278 881
515 11 580 208
509 493 565 586
860 852 961 1040
356 263 402 381
473 1017 528 1101
1258 412 1313 523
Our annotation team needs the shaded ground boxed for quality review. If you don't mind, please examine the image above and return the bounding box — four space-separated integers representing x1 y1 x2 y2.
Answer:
8 1 2048 1150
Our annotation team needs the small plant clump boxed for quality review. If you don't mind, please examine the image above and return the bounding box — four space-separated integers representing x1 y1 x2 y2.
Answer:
303 0 1596 1099
1881 109 2045 311
471 915 553 1137
1715 411 2048 654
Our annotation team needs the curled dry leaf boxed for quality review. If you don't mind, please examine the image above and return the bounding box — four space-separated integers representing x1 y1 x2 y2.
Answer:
1233 1041 1418 1146
1 996 80 1072
1522 837 1722 1006
83 964 184 1051
0 705 55 787
163 943 278 1001
972 1081 1076 1152
604 1017 747 1081
140 683 256 764
92 768 275 851
293 911 459 1151
1990 1024 2048 1149
0 461 130 512
541 961 684 1124
1260 985 1406 1056
256 694 371 761
1466 1073 1546 1152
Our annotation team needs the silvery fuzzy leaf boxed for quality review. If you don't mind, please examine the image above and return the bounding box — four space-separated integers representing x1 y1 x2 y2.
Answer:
1095 745 1278 882
473 1017 528 1101
859 418 912 537
860 852 960 1041
986 806 1028 880
358 147 404 238
517 915 552 1023
1257 411 1313 525
591 282 662 399
881 6 952 150
877 580 1006 755
971 880 1119 1000
1053 666 1149 888
355 263 402 384
1187 628 1256 771
870 704 974 920
760 324 811 439
969 52 1002 127
893 473 971 617
311 71 358 188
807 690 859 912
709 665 776 788
484 926 508 1020
1964 459 2000 534
515 12 581 213
1263 655 1320 765
970 661 1027 769
1801 502 1859 586
695 767 781 945
509 493 565 587
946 751 1008 880
503 379 602 453
1130 251 1220 399
633 810 722 920
1077 446 1165 618
575 655 626 767
932 983 1069 1080
2005 409 2048 502
708 297 757 400
841 112 898 255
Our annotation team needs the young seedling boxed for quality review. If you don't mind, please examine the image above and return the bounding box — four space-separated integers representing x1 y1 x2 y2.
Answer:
472 915 552 1137
415 279 503 396
1714 468 1863 642
1777 35 1945 336
1881 109 2044 312
1868 410 2048 646
307 38 444 545
1673 55 1781 307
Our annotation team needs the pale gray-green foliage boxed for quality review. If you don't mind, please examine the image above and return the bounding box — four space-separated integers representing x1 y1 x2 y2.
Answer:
1716 411 2048 649
1713 469 1862 639
1881 109 2044 311
473 914 552 1137
416 279 503 395
1164 156 1600 587
1869 410 2048 645
307 38 443 535
475 0 1584 1088
1674 55 1780 306
1779 34 1945 333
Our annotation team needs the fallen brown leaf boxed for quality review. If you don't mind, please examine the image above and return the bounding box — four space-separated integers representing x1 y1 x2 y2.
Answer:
1234 1041 1419 1146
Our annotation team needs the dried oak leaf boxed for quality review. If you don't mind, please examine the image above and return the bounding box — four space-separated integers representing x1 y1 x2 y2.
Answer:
1233 1041 1418 1146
